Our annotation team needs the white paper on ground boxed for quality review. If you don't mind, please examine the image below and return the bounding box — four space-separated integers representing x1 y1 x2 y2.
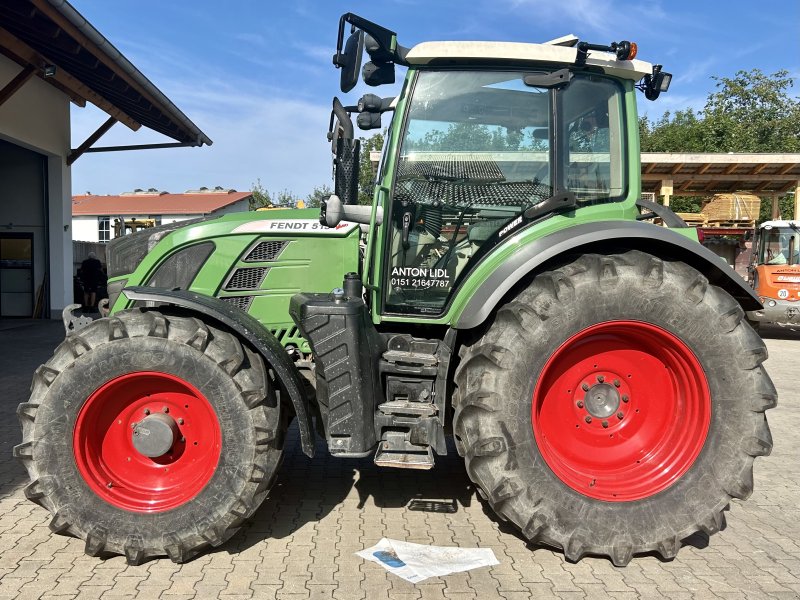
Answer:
356 538 499 583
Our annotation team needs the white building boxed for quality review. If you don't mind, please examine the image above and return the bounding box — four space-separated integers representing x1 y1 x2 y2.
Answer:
72 188 252 243
0 1 211 318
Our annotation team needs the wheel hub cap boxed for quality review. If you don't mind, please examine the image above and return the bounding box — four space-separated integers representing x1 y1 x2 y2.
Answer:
132 413 179 458
584 383 620 418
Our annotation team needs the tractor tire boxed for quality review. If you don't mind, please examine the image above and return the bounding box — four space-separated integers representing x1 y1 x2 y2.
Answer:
14 310 284 564
453 250 775 566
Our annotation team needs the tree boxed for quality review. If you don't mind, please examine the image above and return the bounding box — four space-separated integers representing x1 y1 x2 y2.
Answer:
640 69 800 154
305 184 332 209
249 179 272 210
639 69 800 214
273 189 298 207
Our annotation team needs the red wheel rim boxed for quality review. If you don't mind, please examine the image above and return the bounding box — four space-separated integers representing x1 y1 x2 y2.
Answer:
73 371 222 512
532 321 710 502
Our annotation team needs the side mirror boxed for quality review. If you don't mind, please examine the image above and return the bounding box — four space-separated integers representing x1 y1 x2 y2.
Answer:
334 30 365 93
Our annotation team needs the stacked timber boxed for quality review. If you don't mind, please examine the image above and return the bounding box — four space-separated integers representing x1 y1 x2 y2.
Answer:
701 193 760 227
676 213 708 227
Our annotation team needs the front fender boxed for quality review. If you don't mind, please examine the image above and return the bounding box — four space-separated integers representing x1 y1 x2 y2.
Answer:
121 286 315 457
455 220 761 329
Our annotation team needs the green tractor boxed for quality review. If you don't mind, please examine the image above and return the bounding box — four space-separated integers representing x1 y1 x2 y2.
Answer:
16 14 774 566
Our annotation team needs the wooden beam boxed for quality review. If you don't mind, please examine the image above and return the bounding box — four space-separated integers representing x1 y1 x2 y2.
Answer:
0 64 35 107
660 179 673 207
67 116 117 166
697 163 712 175
795 181 800 221
644 162 656 174
751 163 768 175
670 163 684 174
754 180 773 193
771 197 780 220
778 163 797 175
0 27 140 131
643 173 798 182
0 46 85 106
724 164 739 175
29 0 170 123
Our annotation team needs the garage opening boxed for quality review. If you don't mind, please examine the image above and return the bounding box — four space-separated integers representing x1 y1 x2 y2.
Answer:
0 139 47 318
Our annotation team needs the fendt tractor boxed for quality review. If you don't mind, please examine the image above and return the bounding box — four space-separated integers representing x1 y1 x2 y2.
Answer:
16 14 775 566
748 220 800 327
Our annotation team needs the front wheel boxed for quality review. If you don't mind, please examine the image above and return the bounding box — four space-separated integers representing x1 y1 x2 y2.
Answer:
453 250 775 565
15 310 284 564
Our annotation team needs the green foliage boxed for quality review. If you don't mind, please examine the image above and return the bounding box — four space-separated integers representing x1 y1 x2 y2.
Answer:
358 132 385 205
305 184 333 209
640 69 800 214
669 197 703 213
758 196 796 222
249 180 304 209
249 179 272 210
640 69 800 153
274 189 297 207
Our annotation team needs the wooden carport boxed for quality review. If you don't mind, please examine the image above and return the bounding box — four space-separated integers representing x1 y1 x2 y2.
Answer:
641 153 800 220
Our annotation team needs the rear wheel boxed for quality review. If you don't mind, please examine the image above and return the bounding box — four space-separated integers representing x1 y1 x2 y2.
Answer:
14 310 284 564
453 250 775 565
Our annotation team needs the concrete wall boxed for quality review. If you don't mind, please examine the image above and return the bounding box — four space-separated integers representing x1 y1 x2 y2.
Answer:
0 54 72 318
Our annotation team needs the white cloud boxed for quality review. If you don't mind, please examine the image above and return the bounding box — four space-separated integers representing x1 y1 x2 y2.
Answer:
68 30 345 199
70 72 334 198
674 57 715 85
504 0 669 38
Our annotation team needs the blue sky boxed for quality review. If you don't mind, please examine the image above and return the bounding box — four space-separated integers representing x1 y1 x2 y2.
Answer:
70 0 800 198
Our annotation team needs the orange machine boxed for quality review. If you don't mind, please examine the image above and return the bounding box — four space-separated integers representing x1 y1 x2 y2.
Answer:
748 220 800 326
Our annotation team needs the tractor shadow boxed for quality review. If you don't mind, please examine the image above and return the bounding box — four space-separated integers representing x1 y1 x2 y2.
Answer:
219 427 475 556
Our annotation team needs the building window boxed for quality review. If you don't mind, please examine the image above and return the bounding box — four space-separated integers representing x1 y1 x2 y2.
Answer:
98 217 110 243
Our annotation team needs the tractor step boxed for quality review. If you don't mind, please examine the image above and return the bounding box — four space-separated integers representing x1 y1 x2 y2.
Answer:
373 431 434 470
378 400 437 417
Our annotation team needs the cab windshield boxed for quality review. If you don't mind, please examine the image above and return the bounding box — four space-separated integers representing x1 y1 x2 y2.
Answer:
759 227 800 265
384 69 626 315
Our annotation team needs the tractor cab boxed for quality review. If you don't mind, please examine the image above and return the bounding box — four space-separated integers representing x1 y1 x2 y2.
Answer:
749 220 800 326
322 14 672 318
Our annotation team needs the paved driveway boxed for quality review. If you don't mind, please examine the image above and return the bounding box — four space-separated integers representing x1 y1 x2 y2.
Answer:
0 320 798 599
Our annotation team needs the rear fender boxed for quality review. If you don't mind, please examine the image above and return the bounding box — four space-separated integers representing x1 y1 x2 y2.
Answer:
455 220 762 329
121 286 315 457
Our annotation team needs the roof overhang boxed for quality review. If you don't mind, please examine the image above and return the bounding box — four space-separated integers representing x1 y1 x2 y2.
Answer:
0 0 212 151
642 153 800 196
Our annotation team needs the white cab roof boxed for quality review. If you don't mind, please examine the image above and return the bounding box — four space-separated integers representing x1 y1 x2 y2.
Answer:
760 220 800 229
405 41 652 81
